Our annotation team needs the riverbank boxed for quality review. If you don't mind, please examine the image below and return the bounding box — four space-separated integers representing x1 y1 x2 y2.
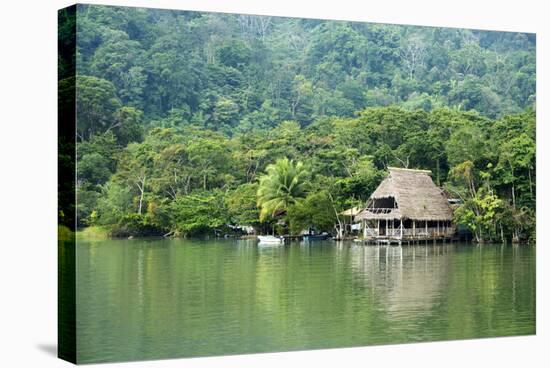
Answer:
76 226 110 240
74 226 535 245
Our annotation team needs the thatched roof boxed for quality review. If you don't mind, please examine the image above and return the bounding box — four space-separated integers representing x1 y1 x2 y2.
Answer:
355 167 453 221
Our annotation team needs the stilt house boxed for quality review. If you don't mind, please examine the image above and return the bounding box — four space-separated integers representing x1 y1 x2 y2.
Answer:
355 167 455 243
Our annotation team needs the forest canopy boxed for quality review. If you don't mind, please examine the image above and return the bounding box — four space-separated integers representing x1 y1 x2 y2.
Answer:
63 5 536 242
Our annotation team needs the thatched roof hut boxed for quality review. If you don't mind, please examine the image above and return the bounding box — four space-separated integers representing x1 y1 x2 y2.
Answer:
355 167 453 222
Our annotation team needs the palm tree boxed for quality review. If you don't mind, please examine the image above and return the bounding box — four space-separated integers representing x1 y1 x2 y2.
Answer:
257 158 308 221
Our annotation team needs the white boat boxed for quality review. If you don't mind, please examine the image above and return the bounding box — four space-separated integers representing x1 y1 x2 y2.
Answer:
257 235 284 244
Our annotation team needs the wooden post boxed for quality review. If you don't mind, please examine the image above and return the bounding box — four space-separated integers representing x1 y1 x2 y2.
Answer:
425 221 428 237
437 220 440 237
413 221 416 237
400 219 403 239
377 220 380 237
386 219 388 237
363 220 367 239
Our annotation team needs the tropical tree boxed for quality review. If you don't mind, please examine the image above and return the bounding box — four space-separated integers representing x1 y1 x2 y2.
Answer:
226 183 260 227
170 190 229 237
75 76 122 141
287 190 338 235
447 160 502 243
453 188 502 243
256 158 309 222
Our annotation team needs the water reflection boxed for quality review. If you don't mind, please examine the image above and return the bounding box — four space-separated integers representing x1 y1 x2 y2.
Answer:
75 240 535 363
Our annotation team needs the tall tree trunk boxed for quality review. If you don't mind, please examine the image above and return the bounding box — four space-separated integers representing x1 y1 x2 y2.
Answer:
512 230 519 244
327 191 343 239
185 175 191 194
511 183 516 209
137 175 146 215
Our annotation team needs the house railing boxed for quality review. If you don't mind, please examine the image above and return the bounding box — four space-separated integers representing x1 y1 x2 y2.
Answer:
364 227 455 238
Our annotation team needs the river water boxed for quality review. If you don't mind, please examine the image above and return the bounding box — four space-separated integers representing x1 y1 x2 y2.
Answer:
72 239 535 363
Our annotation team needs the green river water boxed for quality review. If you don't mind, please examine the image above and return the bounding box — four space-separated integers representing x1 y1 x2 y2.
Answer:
70 239 535 363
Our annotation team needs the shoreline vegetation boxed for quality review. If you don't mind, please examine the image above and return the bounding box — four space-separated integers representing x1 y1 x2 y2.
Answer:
75 226 111 241
73 107 535 244
75 226 535 246
59 6 536 244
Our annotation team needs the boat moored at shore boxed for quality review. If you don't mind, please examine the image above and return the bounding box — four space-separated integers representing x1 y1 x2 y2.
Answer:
257 235 284 244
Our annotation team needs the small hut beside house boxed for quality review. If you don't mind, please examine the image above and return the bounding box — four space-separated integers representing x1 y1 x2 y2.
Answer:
355 167 455 244
329 207 363 239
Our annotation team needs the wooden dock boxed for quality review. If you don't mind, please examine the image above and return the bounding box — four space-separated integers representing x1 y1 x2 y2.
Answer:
357 234 458 245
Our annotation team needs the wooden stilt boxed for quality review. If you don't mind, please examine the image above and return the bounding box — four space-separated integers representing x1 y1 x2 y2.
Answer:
425 220 428 238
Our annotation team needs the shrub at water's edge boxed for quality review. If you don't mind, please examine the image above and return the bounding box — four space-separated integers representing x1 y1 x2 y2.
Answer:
58 225 74 242
76 226 111 240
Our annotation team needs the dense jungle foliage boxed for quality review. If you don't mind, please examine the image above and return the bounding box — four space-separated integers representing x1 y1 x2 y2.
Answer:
61 5 536 242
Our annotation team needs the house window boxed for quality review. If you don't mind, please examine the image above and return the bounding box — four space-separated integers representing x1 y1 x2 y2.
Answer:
370 197 397 209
